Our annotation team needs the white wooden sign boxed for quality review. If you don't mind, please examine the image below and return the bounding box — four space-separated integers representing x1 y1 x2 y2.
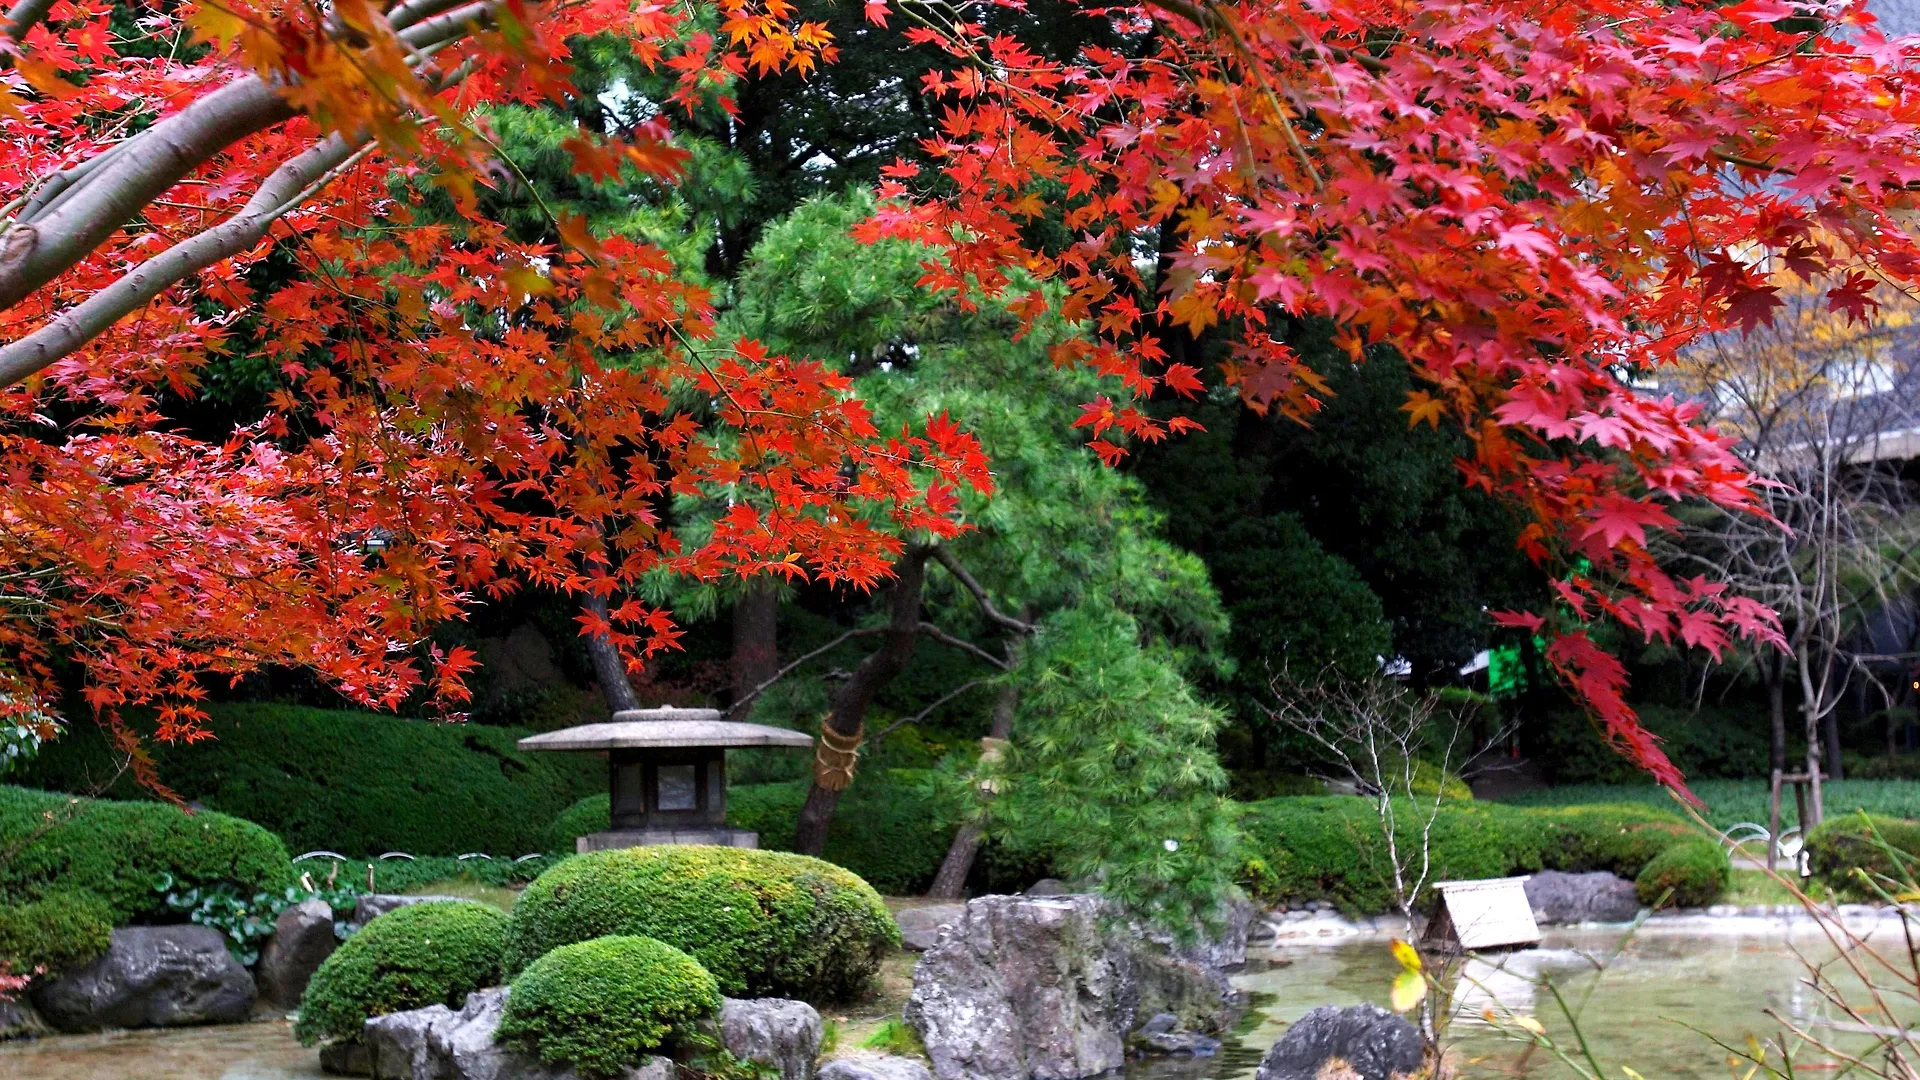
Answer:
1425 876 1540 951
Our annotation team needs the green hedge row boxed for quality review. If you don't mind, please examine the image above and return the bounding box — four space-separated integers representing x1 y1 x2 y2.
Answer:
1235 796 1716 913
1806 813 1920 899
0 784 293 923
16 705 601 857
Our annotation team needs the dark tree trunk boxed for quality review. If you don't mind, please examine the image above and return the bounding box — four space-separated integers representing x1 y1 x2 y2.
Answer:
793 545 934 856
731 579 780 710
927 681 1020 899
584 592 641 713
1766 654 1788 776
1824 706 1846 781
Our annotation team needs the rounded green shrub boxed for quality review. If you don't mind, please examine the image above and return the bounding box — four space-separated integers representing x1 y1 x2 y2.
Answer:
1806 813 1920 899
1634 837 1729 908
0 784 294 922
295 901 509 1045
497 935 721 1078
15 705 600 857
0 889 113 976
507 845 899 1000
1529 803 1696 879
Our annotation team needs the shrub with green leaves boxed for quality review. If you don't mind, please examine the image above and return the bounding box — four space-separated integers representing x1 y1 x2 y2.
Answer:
1806 813 1920 900
295 901 510 1045
497 935 721 1078
506 845 898 1000
1633 838 1730 907
15 704 600 857
0 784 293 923
0 890 112 976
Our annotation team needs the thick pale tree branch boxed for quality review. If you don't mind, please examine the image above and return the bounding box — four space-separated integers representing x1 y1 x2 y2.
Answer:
1 0 54 43
0 135 370 387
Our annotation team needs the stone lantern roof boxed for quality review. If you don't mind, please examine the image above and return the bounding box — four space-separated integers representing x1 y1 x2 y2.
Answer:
517 707 813 752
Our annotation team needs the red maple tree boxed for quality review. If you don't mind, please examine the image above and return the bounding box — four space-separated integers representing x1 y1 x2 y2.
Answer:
4 0 1912 791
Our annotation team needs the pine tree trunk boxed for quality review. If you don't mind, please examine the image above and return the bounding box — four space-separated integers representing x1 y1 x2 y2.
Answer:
793 546 933 856
585 592 641 713
928 682 1020 899
731 579 779 711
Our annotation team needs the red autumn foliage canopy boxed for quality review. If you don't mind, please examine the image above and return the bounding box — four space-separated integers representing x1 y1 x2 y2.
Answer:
1 0 1913 791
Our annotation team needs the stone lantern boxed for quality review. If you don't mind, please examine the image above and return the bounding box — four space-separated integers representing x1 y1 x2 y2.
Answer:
517 706 812 852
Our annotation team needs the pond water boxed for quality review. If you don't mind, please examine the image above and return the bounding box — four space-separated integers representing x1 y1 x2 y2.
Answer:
1135 920 1916 1080
1 922 1905 1080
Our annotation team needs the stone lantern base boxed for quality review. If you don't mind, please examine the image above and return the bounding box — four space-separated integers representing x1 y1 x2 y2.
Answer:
577 827 761 853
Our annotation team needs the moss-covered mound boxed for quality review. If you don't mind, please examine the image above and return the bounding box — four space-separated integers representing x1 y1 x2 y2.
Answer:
14 705 600 857
506 845 898 1000
0 890 113 976
295 901 510 1046
1634 837 1730 908
497 935 721 1078
0 784 293 922
1807 813 1920 899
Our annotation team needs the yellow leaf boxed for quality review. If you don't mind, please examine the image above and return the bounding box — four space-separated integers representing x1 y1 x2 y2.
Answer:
1390 970 1427 1013
1513 1015 1546 1037
186 0 246 47
1389 938 1422 974
1623 1067 1648 1080
1402 390 1446 429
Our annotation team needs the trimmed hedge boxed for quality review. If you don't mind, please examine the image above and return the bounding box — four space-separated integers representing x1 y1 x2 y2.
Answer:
15 704 600 857
1633 838 1729 908
550 769 954 896
506 845 899 1000
0 890 113 976
295 901 510 1045
498 936 721 1078
0 784 293 923
1807 813 1920 899
1236 796 1718 914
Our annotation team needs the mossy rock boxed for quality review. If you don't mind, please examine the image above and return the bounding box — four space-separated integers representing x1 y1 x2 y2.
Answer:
295 901 509 1046
1806 813 1920 900
506 845 898 1000
497 935 721 1079
1634 838 1729 908
0 889 113 977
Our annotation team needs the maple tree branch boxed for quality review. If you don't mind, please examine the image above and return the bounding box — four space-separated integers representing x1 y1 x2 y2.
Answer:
0 135 372 388
0 78 297 313
917 620 1011 671
931 547 1036 635
1 0 54 42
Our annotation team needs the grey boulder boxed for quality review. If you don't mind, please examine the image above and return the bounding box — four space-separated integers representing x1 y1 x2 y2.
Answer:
716 997 823 1080
31 925 256 1032
321 1038 374 1075
893 904 967 952
259 897 339 1007
1135 1012 1221 1057
354 986 673 1080
818 1055 934 1080
0 997 47 1040
1025 879 1071 897
1524 871 1641 925
904 893 1241 1080
1255 1004 1423 1080
352 894 474 929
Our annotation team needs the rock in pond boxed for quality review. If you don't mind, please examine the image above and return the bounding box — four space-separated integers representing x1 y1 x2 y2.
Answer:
1524 871 1640 925
1134 1012 1222 1057
818 1055 933 1080
904 893 1241 1080
259 897 338 1007
1254 1003 1423 1080
893 904 967 953
715 996 822 1080
351 894 475 929
31 925 256 1033
350 986 674 1080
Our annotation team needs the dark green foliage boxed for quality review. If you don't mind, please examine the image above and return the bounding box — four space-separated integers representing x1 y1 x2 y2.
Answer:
1633 838 1730 907
0 890 113 976
16 704 601 856
497 936 722 1078
506 845 898 1000
295 901 510 1045
550 770 953 896
1806 813 1920 899
1528 705 1771 783
1205 513 1392 679
305 854 565 896
1235 797 1706 914
0 784 293 923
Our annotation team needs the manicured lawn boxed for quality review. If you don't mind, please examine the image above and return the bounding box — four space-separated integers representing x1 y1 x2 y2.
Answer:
1494 779 1920 835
